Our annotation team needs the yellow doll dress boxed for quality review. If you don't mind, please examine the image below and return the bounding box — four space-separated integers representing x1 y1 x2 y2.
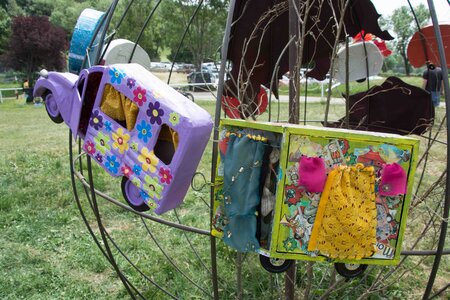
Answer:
308 164 377 259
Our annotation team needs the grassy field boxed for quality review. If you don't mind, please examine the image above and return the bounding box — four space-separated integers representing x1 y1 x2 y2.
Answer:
0 91 448 299
278 76 426 98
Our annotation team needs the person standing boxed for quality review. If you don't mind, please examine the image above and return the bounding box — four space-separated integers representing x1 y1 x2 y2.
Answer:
422 63 443 107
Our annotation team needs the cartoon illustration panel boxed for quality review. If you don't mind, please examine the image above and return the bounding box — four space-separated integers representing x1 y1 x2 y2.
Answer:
276 134 414 260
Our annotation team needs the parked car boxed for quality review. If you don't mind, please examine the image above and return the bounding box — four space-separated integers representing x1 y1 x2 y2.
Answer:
175 63 196 73
187 71 216 91
201 62 219 72
34 63 213 214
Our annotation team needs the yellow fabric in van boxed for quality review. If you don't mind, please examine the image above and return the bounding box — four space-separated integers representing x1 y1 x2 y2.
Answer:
100 84 139 131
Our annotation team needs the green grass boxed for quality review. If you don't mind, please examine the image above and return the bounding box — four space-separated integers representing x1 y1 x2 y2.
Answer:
0 96 448 299
0 82 22 98
279 76 437 100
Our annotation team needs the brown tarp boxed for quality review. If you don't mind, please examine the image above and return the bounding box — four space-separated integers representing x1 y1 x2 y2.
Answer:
326 76 434 135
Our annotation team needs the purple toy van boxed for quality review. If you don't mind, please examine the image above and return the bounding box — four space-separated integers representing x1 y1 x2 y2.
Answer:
34 63 213 214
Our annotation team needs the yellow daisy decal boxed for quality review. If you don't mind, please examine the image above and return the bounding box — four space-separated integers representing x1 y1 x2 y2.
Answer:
138 147 159 173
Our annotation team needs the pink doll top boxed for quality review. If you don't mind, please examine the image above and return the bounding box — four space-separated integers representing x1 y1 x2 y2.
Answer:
379 163 407 196
298 156 327 193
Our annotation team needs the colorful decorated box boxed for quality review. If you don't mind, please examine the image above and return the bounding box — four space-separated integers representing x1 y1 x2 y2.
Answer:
35 63 213 214
212 119 419 267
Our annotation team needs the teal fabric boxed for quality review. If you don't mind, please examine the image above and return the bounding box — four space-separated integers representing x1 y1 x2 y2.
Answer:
222 134 266 252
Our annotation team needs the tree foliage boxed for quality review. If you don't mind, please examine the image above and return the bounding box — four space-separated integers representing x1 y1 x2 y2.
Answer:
1 16 67 83
160 0 229 66
0 0 229 72
114 0 164 61
389 4 430 75
0 7 10 54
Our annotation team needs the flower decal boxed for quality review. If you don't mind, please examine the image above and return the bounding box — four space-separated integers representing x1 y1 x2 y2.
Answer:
95 153 103 163
133 164 142 176
94 131 111 155
136 120 152 143
127 78 136 89
159 167 173 185
133 86 147 106
139 190 149 201
138 147 159 173
109 67 125 84
130 141 139 152
106 155 120 174
169 112 180 126
147 101 164 125
143 175 163 199
121 165 133 177
84 141 96 155
104 120 112 132
90 110 103 130
131 177 141 189
112 127 130 154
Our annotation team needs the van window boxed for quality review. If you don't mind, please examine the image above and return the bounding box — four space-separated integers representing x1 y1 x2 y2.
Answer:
100 84 139 131
154 124 178 165
79 72 103 136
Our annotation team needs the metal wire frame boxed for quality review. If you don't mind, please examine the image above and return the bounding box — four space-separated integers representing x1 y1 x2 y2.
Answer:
65 0 450 298
422 1 450 298
212 0 450 298
69 133 216 299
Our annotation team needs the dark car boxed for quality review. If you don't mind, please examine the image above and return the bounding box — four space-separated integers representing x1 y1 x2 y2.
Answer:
187 72 216 91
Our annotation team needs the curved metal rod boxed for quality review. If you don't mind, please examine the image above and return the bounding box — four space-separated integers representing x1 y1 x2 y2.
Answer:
86 155 139 299
71 167 210 236
102 228 178 299
140 218 213 298
268 36 296 122
407 0 430 64
70 134 180 299
129 0 164 63
429 283 450 300
92 0 119 67
174 209 212 273
423 0 450 298
401 249 450 256
168 0 204 84
69 132 141 299
79 3 113 71
99 0 136 63
210 0 238 298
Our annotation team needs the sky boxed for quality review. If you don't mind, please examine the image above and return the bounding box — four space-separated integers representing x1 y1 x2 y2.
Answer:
373 0 450 23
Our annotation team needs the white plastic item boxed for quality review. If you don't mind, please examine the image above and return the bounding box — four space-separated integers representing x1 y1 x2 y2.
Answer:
334 41 384 83
102 39 151 70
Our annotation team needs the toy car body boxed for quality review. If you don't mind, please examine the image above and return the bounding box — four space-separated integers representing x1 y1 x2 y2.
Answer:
34 63 213 214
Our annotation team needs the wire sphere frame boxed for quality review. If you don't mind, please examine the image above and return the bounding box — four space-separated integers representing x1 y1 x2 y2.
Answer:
65 0 450 299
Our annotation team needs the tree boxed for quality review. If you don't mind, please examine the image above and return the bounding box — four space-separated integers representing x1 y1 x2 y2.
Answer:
1 16 67 84
389 4 429 76
0 7 10 55
160 0 229 67
114 0 165 61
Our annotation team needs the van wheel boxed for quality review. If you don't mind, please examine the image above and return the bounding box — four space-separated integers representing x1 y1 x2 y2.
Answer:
334 263 367 279
121 177 150 212
259 255 294 273
44 91 63 123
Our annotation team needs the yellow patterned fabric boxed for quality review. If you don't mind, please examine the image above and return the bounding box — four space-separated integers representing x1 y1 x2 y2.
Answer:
308 164 377 259
100 84 139 131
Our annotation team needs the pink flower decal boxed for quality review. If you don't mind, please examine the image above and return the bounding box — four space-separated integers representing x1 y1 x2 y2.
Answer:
84 141 96 155
133 86 147 106
159 167 173 185
121 165 133 177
